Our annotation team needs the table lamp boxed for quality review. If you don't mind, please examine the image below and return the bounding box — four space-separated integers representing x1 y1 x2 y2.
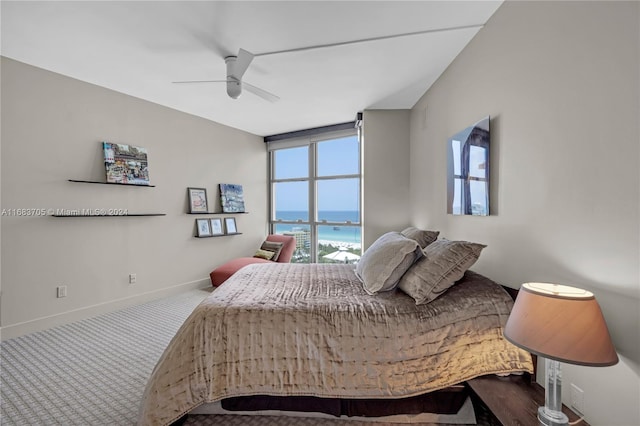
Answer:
504 282 618 426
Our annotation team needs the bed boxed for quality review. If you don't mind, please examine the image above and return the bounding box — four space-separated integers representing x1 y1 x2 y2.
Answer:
138 261 533 425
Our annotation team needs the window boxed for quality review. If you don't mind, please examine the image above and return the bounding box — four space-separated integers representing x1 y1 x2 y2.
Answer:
268 129 361 264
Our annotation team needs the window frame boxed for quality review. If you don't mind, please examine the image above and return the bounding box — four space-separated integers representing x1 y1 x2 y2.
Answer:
268 128 362 263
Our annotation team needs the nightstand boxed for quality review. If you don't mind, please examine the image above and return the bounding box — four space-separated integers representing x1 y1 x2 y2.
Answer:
467 375 589 426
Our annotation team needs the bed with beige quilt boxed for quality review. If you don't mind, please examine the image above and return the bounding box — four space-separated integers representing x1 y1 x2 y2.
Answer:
138 260 533 425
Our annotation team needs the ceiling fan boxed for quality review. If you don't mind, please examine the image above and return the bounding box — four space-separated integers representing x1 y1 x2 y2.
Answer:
173 48 280 103
173 23 485 103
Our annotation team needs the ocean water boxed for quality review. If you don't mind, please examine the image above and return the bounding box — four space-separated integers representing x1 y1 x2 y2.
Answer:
275 210 361 244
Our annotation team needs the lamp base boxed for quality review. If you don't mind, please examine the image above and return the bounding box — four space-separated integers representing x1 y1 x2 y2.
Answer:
538 406 569 426
538 358 570 426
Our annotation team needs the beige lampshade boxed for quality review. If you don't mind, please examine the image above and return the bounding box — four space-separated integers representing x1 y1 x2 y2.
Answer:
504 282 618 367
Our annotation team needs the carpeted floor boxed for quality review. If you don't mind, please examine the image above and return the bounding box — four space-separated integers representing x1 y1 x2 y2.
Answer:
1 288 494 426
1 288 211 425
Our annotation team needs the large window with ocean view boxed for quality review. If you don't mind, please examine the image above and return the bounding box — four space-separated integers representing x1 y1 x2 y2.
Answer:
268 129 361 264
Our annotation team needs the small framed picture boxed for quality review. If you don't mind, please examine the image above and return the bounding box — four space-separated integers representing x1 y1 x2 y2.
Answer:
224 217 237 234
188 187 209 213
196 218 212 237
210 218 224 236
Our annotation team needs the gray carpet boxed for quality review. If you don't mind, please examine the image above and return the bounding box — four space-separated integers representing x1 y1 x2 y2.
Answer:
1 288 210 425
1 288 490 426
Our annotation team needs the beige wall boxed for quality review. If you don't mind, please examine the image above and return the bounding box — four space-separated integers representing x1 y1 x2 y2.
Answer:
409 1 639 424
2 2 639 421
1 58 268 338
362 109 411 249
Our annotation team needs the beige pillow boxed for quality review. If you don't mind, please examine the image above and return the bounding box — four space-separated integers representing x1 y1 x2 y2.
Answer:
401 227 439 249
355 232 423 295
254 249 275 260
260 240 284 261
398 239 486 304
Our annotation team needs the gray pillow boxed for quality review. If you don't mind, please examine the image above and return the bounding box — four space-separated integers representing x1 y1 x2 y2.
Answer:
401 227 440 248
398 239 486 304
260 240 284 261
355 232 423 295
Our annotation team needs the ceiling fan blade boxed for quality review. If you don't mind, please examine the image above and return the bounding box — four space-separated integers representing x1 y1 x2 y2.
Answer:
243 81 280 103
172 79 228 84
231 48 254 79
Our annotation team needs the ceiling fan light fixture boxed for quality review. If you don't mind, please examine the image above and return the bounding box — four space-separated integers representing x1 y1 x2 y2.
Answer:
226 78 242 99
174 48 277 102
225 56 244 99
224 55 236 66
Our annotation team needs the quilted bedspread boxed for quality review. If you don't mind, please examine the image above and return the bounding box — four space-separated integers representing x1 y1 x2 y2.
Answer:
138 263 533 425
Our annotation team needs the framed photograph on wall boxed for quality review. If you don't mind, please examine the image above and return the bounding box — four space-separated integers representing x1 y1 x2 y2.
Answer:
210 218 224 236
224 217 238 234
188 187 209 213
196 218 212 237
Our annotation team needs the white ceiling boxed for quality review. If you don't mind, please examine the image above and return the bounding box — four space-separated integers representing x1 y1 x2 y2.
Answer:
1 1 503 136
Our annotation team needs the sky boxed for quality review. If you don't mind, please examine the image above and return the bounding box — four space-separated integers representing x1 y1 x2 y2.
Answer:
274 135 360 211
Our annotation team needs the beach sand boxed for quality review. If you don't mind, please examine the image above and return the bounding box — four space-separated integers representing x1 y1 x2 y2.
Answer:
319 240 361 250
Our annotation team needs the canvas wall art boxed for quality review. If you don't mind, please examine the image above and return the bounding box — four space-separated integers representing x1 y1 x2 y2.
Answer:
446 116 490 216
103 142 150 185
219 183 245 213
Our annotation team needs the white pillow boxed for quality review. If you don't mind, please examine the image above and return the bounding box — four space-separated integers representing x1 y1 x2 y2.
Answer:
355 232 423 295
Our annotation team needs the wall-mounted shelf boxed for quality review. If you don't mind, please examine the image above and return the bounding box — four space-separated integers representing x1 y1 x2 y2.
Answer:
195 232 243 238
188 187 246 237
60 178 163 216
68 179 155 187
188 212 248 215
52 213 166 217
60 179 167 217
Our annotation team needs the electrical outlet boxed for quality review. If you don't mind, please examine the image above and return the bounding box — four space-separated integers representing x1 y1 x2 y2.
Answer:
56 285 67 298
570 383 584 414
129 274 137 284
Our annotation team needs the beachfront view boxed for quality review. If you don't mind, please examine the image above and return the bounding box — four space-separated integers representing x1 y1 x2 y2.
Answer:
269 133 361 263
274 210 361 264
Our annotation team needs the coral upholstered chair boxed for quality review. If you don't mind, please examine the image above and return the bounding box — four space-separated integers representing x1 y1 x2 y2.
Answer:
210 234 296 287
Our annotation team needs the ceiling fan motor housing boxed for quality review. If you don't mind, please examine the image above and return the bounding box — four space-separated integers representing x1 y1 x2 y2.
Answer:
225 56 242 99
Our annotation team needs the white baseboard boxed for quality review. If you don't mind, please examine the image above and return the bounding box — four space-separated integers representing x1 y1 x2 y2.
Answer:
0 278 211 341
